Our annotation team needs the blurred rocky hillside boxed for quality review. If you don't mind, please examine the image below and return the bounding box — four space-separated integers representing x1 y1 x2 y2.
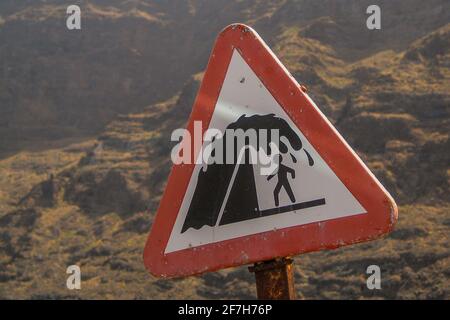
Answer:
0 0 448 299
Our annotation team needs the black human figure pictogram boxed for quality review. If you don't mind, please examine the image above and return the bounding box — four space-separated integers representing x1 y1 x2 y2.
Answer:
267 154 296 207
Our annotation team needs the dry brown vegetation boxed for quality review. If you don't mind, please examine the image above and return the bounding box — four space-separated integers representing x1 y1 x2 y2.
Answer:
0 0 448 299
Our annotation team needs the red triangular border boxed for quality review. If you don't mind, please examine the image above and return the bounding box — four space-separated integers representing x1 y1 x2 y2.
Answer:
143 24 398 278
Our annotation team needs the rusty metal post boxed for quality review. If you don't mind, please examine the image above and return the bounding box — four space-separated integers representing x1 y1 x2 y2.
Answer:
248 257 296 300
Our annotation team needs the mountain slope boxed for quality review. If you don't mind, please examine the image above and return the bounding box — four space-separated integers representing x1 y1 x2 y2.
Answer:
1 0 449 156
0 1 448 299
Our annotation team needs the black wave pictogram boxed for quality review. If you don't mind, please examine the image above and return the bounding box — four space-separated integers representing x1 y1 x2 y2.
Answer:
181 113 318 233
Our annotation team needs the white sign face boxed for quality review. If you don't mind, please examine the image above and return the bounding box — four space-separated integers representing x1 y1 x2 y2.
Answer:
165 50 366 253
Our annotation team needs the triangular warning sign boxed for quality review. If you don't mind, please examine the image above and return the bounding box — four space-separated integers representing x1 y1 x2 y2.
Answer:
144 24 397 278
